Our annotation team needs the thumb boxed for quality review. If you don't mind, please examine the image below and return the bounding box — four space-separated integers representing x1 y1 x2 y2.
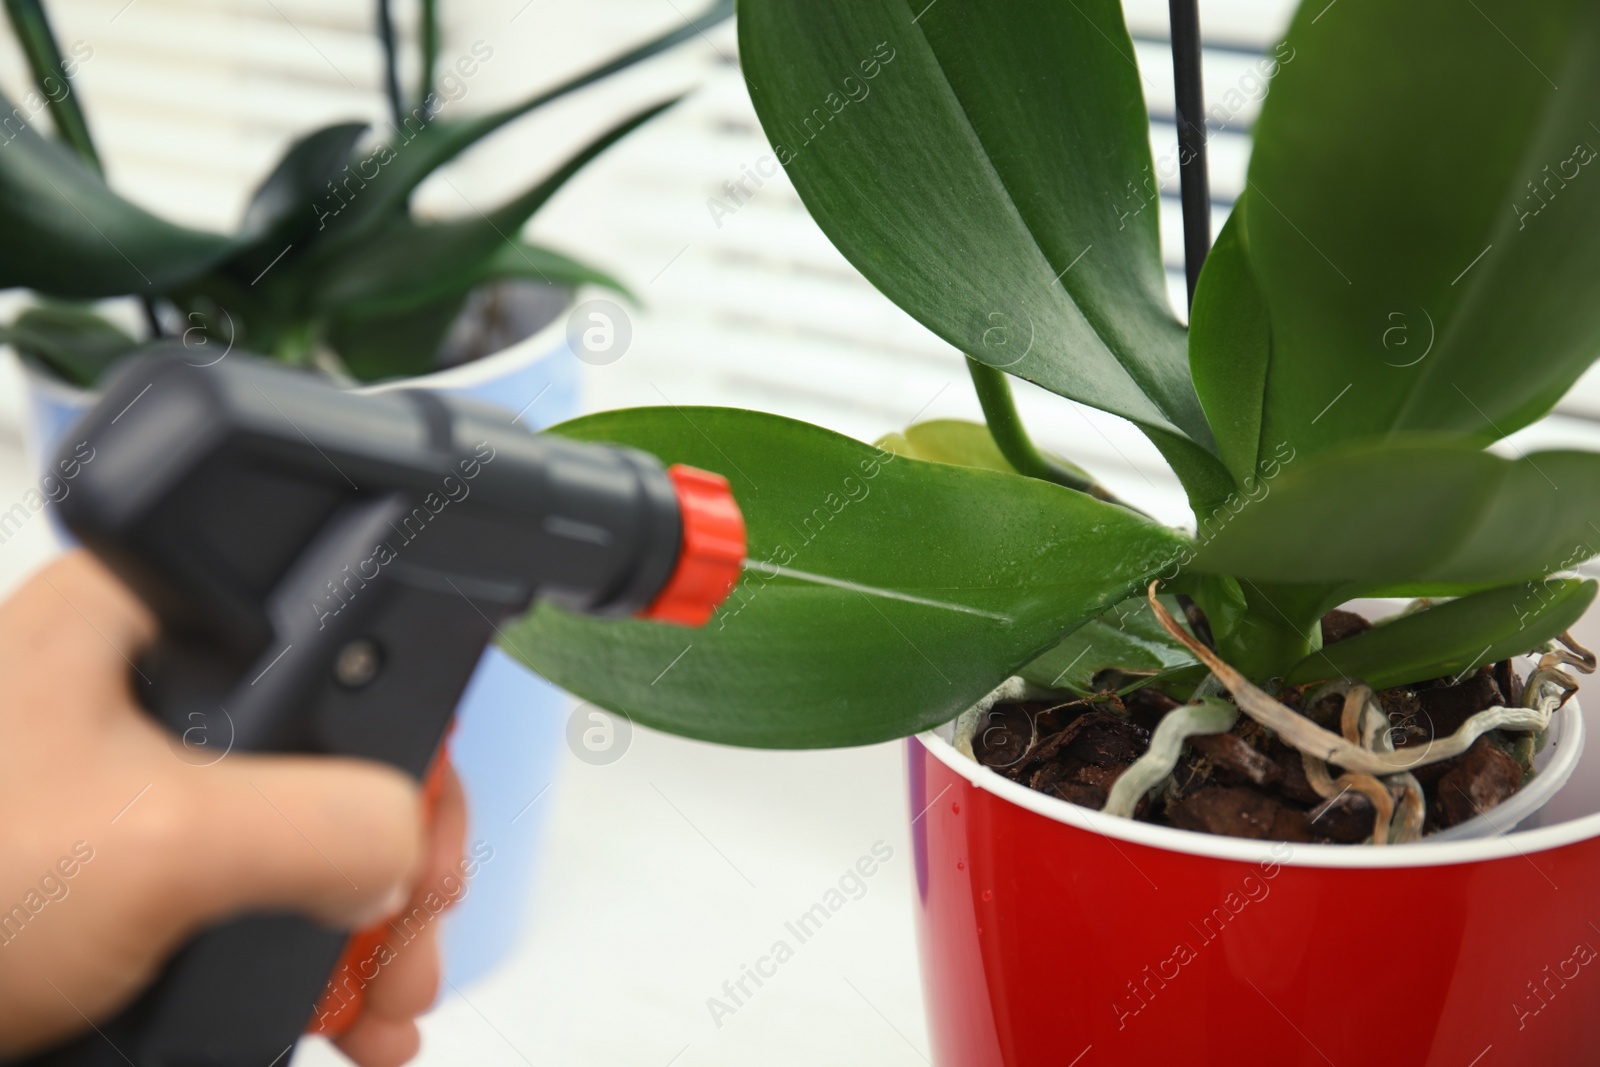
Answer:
178 754 424 932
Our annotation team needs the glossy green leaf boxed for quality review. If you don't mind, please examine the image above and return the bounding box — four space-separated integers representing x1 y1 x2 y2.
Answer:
1247 0 1600 460
1190 438 1600 586
321 0 732 244
1188 198 1269 489
1286 579 1597 689
305 100 673 316
1019 596 1197 694
503 407 1191 748
0 304 136 386
737 0 1224 482
0 93 235 296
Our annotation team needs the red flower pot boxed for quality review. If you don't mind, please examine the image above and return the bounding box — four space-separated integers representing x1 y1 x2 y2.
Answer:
908 722 1600 1067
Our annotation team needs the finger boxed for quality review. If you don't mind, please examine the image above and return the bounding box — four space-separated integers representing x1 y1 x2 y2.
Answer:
362 763 465 1021
332 1013 421 1067
424 762 469 913
362 921 442 1022
0 552 156 709
177 754 424 932
21 552 156 646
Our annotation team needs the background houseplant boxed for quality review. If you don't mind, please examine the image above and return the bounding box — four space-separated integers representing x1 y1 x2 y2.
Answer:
0 0 731 385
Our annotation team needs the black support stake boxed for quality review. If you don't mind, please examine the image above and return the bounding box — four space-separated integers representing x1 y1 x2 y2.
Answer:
1167 0 1214 648
1167 0 1210 311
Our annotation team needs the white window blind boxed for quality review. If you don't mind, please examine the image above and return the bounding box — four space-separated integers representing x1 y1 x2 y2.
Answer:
12 0 1598 518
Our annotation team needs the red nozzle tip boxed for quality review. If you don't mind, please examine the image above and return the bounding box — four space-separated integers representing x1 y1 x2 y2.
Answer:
639 464 746 627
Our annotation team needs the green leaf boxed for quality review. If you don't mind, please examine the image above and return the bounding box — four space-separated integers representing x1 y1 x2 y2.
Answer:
1247 0 1600 460
1359 581 1505 600
163 274 278 358
323 288 469 381
0 93 236 296
475 242 630 300
1182 571 1249 646
1223 578 1340 680
305 100 674 316
1190 438 1600 586
321 0 732 244
1188 198 1270 489
737 0 1224 483
1019 595 1197 694
4 0 98 171
0 304 137 386
229 122 369 276
503 407 1190 748
877 419 1013 473
323 244 622 382
1286 579 1597 689
876 417 1094 481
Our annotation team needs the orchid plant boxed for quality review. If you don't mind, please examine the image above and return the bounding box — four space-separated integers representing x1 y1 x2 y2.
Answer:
509 0 1600 839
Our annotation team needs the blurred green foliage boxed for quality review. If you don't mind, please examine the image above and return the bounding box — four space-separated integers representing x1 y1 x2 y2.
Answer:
0 0 732 385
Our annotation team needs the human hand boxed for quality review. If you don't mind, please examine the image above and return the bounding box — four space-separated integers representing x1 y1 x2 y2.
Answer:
316 758 468 1066
0 552 461 1065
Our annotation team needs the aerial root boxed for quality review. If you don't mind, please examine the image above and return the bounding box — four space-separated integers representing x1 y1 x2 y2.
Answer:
1101 696 1238 818
1303 761 1394 846
1388 772 1426 843
1137 583 1583 842
1555 630 1597 674
1145 584 1570 777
